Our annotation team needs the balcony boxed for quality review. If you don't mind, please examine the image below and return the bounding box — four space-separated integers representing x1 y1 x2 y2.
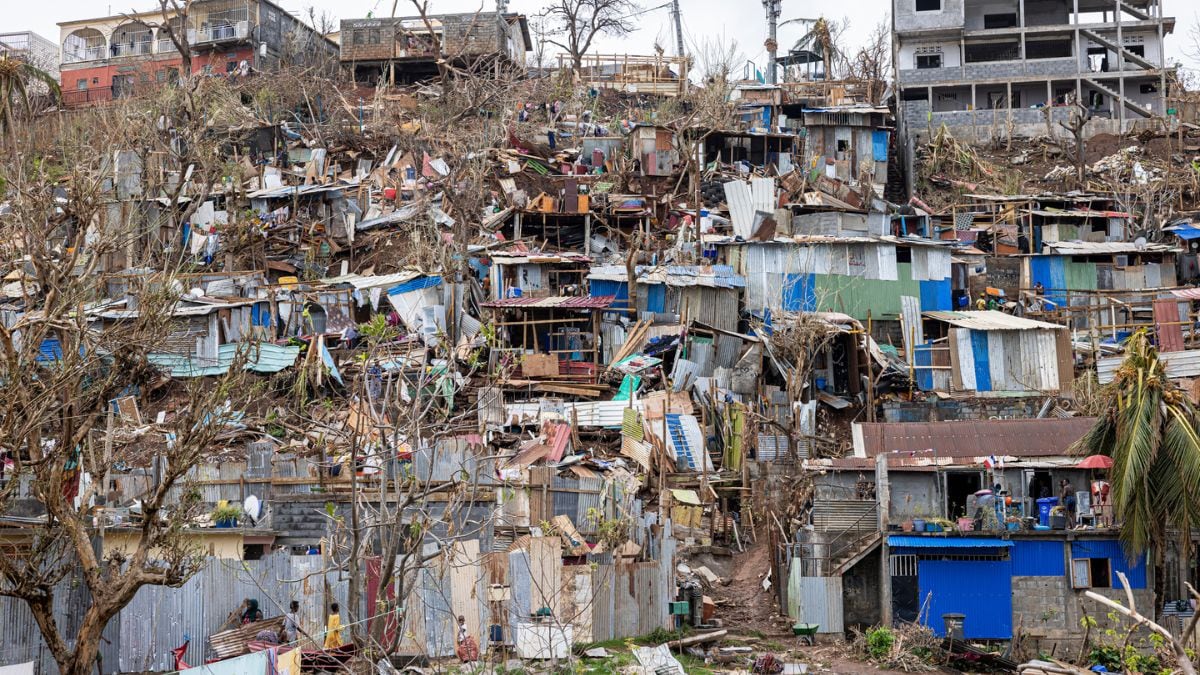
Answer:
111 41 153 58
191 21 252 46
63 47 106 64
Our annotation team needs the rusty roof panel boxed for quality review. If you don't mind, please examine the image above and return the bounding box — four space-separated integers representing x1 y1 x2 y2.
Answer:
857 417 1098 459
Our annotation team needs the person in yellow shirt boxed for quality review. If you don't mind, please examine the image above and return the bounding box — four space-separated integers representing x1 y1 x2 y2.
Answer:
324 603 344 649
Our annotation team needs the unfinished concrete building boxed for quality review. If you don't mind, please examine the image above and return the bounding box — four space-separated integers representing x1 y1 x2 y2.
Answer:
340 12 531 84
893 0 1175 144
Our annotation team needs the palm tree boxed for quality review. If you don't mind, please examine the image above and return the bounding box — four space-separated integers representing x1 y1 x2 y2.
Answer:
0 53 60 143
1074 329 1200 561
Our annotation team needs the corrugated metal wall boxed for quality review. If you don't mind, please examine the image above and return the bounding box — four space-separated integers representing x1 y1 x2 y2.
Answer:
1011 540 1066 576
918 558 1013 638
785 571 844 634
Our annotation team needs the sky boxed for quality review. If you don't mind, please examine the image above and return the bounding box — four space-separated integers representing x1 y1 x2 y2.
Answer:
14 0 1200 74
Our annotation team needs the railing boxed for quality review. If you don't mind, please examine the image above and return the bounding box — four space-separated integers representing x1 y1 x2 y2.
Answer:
192 21 252 45
62 85 146 107
63 47 106 64
791 501 881 577
111 41 153 57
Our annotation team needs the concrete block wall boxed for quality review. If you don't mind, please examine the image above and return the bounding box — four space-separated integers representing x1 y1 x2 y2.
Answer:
1013 577 1155 657
881 396 1043 423
895 0 966 33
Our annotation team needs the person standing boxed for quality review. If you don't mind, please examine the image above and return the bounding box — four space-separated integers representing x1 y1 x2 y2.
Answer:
283 600 301 645
324 603 344 650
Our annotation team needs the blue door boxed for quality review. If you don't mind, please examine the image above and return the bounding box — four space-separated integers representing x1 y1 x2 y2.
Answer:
918 559 1013 638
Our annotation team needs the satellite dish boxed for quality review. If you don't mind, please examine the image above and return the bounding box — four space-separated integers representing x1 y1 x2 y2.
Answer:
243 495 261 522
1134 236 1147 250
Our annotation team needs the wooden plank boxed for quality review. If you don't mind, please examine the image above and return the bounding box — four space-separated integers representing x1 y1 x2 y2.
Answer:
1055 328 1074 395
527 536 563 617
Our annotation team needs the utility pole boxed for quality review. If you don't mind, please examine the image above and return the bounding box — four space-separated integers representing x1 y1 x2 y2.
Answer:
763 0 782 84
670 0 685 59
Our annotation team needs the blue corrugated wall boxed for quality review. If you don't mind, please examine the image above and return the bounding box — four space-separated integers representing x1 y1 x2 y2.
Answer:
918 558 1013 638
783 273 817 311
915 341 935 391
645 284 667 313
970 331 992 391
1011 540 1066 576
1071 540 1147 589
919 279 952 311
1029 256 1068 306
590 280 630 310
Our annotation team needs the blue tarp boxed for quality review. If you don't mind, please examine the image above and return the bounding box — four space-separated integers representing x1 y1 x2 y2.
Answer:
1171 225 1200 240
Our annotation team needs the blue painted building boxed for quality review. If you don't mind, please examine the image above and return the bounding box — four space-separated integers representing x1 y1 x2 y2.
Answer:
888 535 1149 641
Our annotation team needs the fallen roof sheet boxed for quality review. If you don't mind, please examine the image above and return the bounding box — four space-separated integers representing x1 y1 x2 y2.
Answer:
1023 209 1130 218
482 295 615 309
148 343 301 377
248 179 359 199
1171 288 1200 300
856 417 1097 459
1042 241 1180 255
922 310 1064 331
887 536 1012 549
321 271 425 290
588 265 746 288
1097 349 1200 384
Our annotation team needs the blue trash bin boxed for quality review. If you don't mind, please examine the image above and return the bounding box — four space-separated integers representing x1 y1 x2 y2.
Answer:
1036 497 1059 527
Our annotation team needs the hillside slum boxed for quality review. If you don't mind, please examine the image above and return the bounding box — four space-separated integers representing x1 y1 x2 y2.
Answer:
6 9 1200 675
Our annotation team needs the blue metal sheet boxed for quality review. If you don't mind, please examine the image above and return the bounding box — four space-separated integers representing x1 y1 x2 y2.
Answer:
590 280 629 310
1070 540 1147 589
918 558 1013 638
1030 256 1067 306
783 273 816 311
970 331 992 391
888 536 1012 549
645 284 666 313
387 275 442 295
37 337 63 364
872 130 889 162
915 341 934 391
919 279 951 311
1011 540 1066 576
1173 225 1200 240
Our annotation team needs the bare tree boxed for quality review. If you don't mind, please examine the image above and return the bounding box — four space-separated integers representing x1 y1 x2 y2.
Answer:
540 0 641 72
143 0 194 77
844 19 890 105
0 97 250 675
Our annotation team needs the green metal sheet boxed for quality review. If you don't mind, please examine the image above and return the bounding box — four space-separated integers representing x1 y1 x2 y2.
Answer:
149 343 301 377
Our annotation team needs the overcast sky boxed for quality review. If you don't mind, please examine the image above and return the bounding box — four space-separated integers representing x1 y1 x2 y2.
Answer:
16 0 1200 73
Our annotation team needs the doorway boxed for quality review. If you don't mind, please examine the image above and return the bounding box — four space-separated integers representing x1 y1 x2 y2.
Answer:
945 471 982 521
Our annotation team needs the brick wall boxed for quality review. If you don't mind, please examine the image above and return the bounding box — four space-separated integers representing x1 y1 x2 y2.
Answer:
1013 576 1154 657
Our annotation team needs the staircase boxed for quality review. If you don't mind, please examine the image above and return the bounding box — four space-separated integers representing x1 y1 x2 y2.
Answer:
1080 28 1156 71
1082 76 1155 118
796 500 883 577
1117 0 1150 21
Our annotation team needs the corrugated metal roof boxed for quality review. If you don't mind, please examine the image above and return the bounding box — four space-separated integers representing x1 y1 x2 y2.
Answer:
1042 241 1179 254
1098 349 1200 384
1171 288 1200 300
923 310 1065 331
857 417 1097 459
483 295 615 309
321 270 424 290
588 265 746 288
887 536 1012 548
148 343 301 377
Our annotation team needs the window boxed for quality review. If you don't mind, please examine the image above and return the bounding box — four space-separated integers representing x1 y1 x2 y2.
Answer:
916 0 941 10
916 53 943 69
901 88 929 102
1140 83 1158 94
91 77 99 84
1072 558 1112 588
227 61 238 73
76 78 87 90
983 13 1018 29
353 29 366 45
156 69 166 83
